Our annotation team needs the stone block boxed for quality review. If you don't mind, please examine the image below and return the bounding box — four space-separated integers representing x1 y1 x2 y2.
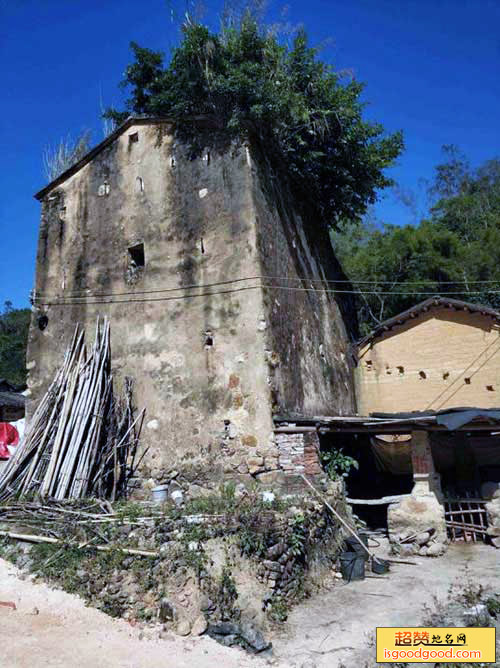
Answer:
263 560 283 573
255 470 283 485
416 531 430 546
426 542 446 557
191 614 208 636
388 493 447 556
246 456 265 475
267 542 285 559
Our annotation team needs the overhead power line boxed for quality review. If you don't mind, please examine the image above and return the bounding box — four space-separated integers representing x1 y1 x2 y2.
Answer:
32 281 500 308
32 274 500 304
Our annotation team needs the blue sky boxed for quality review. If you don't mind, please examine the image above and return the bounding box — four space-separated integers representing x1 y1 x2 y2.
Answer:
1 0 499 308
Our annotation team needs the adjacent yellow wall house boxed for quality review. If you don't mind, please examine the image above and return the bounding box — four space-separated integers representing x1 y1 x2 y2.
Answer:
356 297 500 415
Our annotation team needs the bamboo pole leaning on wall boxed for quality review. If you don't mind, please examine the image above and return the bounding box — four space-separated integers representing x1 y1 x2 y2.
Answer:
0 318 145 502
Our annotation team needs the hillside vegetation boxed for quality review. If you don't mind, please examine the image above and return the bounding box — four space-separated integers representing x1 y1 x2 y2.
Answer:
332 147 500 334
0 301 30 387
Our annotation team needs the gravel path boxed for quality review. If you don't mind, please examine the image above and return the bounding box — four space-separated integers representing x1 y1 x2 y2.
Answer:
272 542 500 667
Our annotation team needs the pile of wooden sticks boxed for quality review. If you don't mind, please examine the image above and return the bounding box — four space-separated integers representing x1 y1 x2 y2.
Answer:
0 319 145 502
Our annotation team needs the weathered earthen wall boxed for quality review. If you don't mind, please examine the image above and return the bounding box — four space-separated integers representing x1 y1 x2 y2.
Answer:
249 153 357 418
356 308 500 414
28 121 354 486
28 124 275 481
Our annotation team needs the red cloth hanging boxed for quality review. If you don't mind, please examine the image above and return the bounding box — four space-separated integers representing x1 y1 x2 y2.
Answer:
0 422 19 459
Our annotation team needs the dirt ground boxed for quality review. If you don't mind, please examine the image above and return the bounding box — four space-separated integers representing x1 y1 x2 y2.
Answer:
273 541 500 667
0 558 278 668
1 543 499 668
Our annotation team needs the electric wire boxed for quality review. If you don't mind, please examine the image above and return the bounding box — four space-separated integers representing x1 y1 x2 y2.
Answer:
32 280 500 308
32 273 500 301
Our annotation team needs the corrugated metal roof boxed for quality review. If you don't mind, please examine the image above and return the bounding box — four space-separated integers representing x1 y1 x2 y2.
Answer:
274 407 500 433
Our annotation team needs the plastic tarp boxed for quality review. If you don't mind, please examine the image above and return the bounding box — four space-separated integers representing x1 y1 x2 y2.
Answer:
371 432 500 475
431 433 500 470
0 422 19 459
436 409 500 431
371 435 412 475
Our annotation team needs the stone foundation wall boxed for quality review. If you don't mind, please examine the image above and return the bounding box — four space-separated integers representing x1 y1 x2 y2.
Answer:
129 431 325 500
388 430 447 557
256 500 344 600
486 493 500 548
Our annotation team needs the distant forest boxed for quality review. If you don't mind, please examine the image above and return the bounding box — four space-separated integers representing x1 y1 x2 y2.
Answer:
0 301 31 386
332 147 500 335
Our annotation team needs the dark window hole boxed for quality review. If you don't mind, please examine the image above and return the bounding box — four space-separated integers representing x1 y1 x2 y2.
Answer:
128 243 145 268
129 132 139 144
419 371 427 379
38 315 48 331
204 331 214 348
487 385 495 391
464 377 471 385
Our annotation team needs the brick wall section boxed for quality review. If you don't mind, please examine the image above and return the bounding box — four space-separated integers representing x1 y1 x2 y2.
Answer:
275 431 322 476
303 432 323 475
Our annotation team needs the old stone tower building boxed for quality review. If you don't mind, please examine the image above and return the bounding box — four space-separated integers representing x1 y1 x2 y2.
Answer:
28 117 356 485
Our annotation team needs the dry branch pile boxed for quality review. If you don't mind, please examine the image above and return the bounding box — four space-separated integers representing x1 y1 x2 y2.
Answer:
0 319 145 502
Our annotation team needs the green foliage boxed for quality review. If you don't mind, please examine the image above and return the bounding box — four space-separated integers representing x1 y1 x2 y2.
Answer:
332 150 500 333
237 501 281 558
320 448 358 481
268 596 289 622
29 543 87 593
213 566 240 621
105 9 402 230
114 500 148 521
288 512 307 557
486 596 500 618
0 301 31 386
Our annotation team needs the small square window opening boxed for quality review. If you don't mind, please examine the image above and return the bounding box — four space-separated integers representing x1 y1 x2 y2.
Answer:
129 132 139 144
128 243 145 268
204 330 214 348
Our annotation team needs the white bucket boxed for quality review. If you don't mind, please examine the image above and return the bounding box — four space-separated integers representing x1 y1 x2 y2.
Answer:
151 484 169 503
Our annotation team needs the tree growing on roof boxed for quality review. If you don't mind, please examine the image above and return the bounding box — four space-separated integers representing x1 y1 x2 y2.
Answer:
43 130 92 182
103 5 403 231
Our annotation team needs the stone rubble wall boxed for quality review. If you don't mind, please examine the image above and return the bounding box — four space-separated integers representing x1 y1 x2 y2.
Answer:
388 492 448 557
129 431 325 500
486 492 500 548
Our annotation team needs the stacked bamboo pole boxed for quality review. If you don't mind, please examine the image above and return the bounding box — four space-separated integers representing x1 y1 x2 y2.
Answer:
0 319 145 501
